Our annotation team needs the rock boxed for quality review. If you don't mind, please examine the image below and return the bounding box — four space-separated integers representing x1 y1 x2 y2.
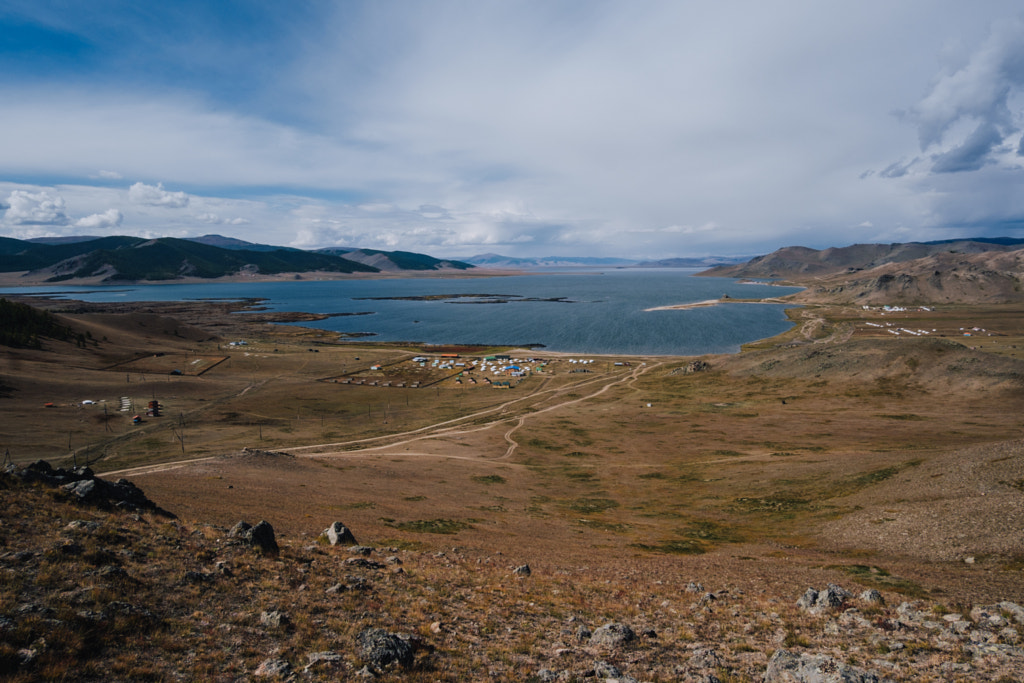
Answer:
691 647 723 670
1 460 173 516
685 581 704 593
63 520 100 533
321 522 357 546
253 658 292 677
798 584 851 615
999 601 1024 626
229 520 279 554
513 564 532 576
684 360 711 374
349 545 374 556
537 669 559 682
764 649 889 682
797 588 819 610
183 570 214 584
259 610 289 629
357 628 415 671
303 651 343 673
589 622 636 648
594 661 623 678
859 589 884 606
345 557 384 569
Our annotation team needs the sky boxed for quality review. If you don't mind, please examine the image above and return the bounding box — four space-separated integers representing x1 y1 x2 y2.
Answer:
2 1 1024 260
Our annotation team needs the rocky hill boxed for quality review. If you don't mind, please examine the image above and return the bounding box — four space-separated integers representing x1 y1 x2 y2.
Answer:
703 239 1024 280
789 249 1024 305
700 239 1024 305
4 459 1024 681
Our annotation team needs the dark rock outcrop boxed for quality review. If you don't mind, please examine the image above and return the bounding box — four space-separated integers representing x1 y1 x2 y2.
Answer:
356 627 415 671
4 460 173 516
228 520 279 554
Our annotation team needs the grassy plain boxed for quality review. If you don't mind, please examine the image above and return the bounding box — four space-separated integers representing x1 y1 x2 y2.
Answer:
3 293 1024 680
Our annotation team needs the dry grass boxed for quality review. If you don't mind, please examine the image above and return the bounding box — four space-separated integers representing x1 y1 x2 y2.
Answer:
3 294 1024 679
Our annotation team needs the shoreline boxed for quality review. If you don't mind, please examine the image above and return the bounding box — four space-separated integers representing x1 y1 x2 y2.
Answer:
644 296 792 311
2 277 805 359
0 267 526 289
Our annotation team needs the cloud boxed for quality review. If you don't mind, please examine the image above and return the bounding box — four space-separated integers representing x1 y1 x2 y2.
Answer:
3 4 1024 257
930 121 1005 173
196 212 249 225
74 208 123 230
4 190 69 225
877 158 919 179
129 182 189 208
906 17 1024 169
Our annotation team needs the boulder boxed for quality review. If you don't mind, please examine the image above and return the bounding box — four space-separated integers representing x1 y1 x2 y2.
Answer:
594 660 639 682
859 589 884 606
229 520 279 554
357 628 415 671
589 622 636 648
253 658 292 678
764 649 889 682
513 564 532 576
321 522 357 546
797 584 852 615
259 610 289 629
999 601 1024 626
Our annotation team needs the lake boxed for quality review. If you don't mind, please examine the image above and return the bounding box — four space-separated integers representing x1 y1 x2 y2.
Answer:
0 269 802 356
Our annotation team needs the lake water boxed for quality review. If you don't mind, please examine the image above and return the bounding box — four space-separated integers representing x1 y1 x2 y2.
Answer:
0 269 802 355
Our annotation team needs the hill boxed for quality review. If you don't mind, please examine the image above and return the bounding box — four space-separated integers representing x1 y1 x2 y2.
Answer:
0 236 378 282
699 238 1024 306
461 253 638 268
184 234 302 252
316 247 473 271
702 238 1024 280
0 236 480 283
790 249 1024 305
635 256 749 268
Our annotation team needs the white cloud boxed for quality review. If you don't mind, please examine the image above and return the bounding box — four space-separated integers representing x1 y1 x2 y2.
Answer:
905 17 1024 173
196 212 249 225
1 4 1023 257
4 190 69 225
129 182 190 208
75 208 123 230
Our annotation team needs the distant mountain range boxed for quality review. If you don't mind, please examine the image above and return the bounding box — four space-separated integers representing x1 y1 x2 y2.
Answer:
2 235 472 282
701 238 1024 279
460 253 748 268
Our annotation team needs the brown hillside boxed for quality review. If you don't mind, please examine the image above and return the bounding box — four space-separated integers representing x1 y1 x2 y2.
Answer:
704 239 1024 280
721 336 1024 394
792 249 1024 305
